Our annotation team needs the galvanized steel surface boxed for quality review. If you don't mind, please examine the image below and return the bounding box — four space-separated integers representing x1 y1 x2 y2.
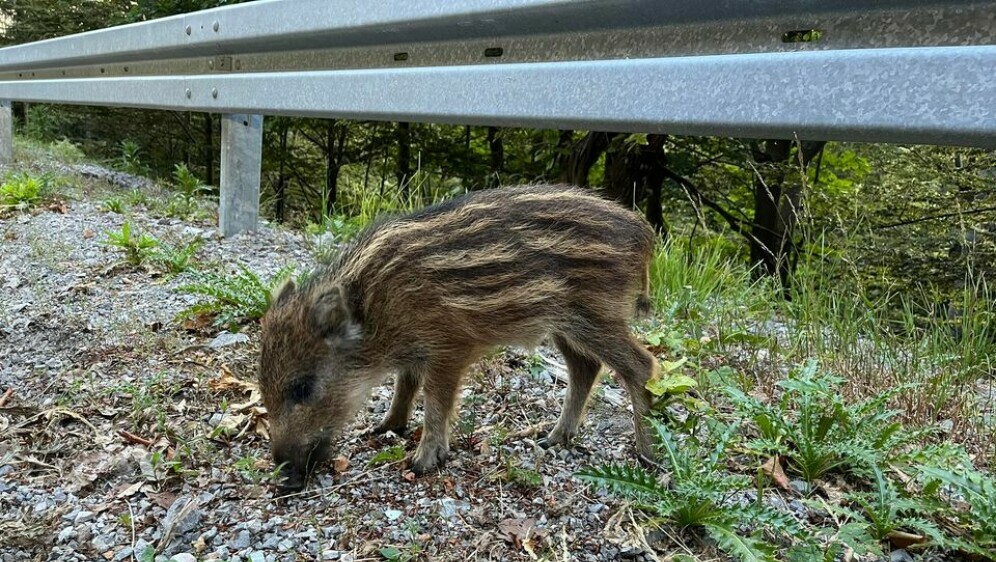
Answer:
219 114 264 237
0 1 987 72
1 47 994 147
0 100 12 165
0 0 993 145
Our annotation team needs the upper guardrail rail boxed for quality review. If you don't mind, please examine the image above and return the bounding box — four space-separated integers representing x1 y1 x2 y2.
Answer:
0 0 993 149
0 0 991 75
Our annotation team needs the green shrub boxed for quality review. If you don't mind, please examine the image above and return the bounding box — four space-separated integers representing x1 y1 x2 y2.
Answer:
102 197 126 214
166 163 212 218
118 140 148 175
50 138 86 163
149 236 204 276
723 359 927 484
918 465 996 558
175 264 294 328
0 172 47 207
578 419 803 562
102 220 159 266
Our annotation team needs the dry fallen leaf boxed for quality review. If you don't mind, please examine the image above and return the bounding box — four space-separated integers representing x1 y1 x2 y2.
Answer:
761 456 792 492
333 456 351 474
191 535 208 553
254 417 270 439
229 389 262 412
82 228 95 239
403 471 416 482
215 413 247 435
182 312 215 333
499 518 537 550
115 481 143 499
887 530 928 549
148 491 176 510
209 365 257 392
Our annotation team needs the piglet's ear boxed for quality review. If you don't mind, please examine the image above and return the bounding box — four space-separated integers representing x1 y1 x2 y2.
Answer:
310 285 362 349
270 277 296 307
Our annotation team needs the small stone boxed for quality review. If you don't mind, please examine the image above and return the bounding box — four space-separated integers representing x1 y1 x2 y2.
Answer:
890 549 914 562
57 527 76 543
134 540 152 558
75 510 95 524
277 539 294 552
321 551 341 561
33 500 49 513
162 495 200 537
208 331 249 349
789 499 807 516
170 554 197 562
92 534 114 552
789 479 810 495
248 552 266 562
384 509 403 522
587 503 606 514
114 548 134 562
438 498 470 519
231 530 251 550
199 527 218 543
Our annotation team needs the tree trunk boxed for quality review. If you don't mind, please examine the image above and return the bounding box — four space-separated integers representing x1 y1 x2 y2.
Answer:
396 122 412 198
602 133 669 239
748 139 826 289
560 132 616 187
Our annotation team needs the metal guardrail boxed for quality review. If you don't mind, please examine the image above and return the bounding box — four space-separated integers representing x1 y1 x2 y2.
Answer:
0 0 994 235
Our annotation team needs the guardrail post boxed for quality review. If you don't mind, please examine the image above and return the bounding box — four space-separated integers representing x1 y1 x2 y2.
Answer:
219 113 263 237
0 100 13 166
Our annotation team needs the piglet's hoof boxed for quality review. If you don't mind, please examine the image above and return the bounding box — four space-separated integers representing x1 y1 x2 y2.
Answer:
537 429 573 449
275 470 307 493
369 422 409 437
409 443 449 475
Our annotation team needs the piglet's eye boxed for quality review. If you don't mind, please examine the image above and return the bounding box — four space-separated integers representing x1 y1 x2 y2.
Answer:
287 378 313 403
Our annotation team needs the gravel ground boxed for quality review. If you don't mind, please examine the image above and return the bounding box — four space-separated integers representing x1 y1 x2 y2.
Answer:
0 164 673 561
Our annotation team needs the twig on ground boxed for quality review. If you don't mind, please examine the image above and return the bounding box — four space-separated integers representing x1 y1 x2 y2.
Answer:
118 429 154 447
506 422 553 441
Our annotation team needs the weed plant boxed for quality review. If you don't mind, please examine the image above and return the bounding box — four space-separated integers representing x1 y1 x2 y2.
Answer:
175 264 295 328
1 171 51 208
102 220 159 266
167 163 212 219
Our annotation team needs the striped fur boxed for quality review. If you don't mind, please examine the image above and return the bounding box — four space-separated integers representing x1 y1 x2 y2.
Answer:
259 184 658 489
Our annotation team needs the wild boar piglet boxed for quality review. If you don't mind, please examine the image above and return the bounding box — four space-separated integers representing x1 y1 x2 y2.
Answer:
259 184 659 490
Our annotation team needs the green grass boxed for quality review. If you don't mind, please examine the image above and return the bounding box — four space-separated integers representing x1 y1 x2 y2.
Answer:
305 174 459 263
